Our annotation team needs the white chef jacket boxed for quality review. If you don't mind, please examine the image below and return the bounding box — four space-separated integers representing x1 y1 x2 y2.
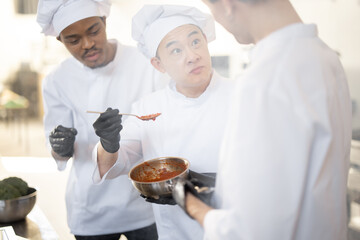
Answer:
94 72 235 239
203 24 352 240
42 40 167 235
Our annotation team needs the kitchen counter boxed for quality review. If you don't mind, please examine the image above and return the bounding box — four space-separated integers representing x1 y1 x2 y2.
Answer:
0 157 74 240
0 205 57 239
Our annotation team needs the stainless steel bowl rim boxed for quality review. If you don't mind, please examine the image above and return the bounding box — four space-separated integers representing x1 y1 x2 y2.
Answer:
128 156 190 184
0 187 37 202
0 187 37 223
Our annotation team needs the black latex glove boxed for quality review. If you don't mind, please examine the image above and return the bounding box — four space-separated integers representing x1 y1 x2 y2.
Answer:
93 107 122 153
172 170 216 215
142 170 216 206
188 170 216 188
49 125 78 158
140 194 177 205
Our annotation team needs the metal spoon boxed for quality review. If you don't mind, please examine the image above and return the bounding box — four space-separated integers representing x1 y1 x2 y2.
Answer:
86 110 161 121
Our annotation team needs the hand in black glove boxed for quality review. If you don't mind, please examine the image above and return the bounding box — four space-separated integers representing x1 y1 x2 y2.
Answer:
172 170 216 215
49 125 78 158
140 194 177 205
93 107 122 153
142 170 216 206
188 170 216 188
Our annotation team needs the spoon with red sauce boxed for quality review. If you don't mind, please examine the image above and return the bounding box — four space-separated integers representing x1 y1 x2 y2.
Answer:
87 111 161 121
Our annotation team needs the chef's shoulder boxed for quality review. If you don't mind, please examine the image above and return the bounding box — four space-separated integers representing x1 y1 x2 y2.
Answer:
43 57 82 82
116 43 170 90
213 71 237 92
130 87 168 113
273 37 344 97
116 44 153 70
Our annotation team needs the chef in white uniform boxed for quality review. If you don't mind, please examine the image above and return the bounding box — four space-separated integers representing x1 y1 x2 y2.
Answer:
178 0 352 239
91 5 235 240
36 0 166 239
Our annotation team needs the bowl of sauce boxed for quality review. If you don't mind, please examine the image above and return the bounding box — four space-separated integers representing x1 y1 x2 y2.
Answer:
129 157 190 199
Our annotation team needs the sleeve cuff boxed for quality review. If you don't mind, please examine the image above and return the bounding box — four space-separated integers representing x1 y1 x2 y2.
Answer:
92 142 127 185
203 209 232 240
92 142 103 184
55 159 68 171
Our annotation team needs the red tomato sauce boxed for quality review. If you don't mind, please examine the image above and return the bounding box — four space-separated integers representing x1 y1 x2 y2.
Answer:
132 161 187 182
139 113 161 121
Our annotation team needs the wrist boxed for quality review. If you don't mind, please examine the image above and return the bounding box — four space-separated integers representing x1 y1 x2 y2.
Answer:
186 192 213 226
97 144 118 178
100 137 120 153
51 150 72 161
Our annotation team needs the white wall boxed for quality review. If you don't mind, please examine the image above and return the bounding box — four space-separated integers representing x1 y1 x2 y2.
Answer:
0 0 70 85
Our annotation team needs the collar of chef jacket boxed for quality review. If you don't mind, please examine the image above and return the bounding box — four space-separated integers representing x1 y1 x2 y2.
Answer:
168 70 220 106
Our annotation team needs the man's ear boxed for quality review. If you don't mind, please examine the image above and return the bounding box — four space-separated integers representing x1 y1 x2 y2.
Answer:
151 57 166 73
221 0 236 17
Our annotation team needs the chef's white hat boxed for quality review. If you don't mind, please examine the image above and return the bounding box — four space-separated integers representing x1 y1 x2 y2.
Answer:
132 5 216 59
36 0 111 36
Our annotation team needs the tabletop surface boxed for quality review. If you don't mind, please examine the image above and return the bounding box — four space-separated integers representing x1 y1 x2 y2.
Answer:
0 157 74 240
0 205 58 240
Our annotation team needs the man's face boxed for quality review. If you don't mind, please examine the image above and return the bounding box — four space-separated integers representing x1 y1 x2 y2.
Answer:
153 24 212 90
58 17 109 68
201 0 231 32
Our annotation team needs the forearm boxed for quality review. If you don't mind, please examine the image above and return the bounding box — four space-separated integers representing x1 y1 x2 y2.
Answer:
186 192 213 226
97 143 119 178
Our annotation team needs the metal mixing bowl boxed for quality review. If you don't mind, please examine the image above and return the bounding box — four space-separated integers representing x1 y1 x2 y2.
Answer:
0 187 37 223
129 157 190 199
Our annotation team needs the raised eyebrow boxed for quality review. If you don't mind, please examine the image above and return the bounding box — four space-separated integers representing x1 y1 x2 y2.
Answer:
165 40 177 49
165 30 200 48
188 30 200 38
